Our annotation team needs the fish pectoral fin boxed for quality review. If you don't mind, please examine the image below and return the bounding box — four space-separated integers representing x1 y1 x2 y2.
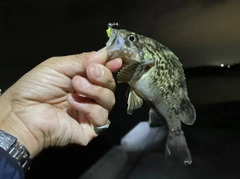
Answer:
140 59 154 68
117 61 141 83
179 98 196 125
127 89 143 114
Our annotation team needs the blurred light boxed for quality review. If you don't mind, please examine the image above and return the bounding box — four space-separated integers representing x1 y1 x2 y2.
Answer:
220 63 225 67
227 65 231 68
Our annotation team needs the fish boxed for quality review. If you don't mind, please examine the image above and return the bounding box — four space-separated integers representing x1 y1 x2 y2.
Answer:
106 23 196 165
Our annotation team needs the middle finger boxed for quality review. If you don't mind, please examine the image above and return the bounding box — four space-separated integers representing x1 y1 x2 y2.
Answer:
72 76 115 111
86 63 116 91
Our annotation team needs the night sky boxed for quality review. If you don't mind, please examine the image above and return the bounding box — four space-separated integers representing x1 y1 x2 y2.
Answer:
1 1 240 178
2 0 240 102
2 0 240 83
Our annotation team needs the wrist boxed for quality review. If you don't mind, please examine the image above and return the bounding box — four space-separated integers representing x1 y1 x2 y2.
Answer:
0 89 41 158
0 129 32 174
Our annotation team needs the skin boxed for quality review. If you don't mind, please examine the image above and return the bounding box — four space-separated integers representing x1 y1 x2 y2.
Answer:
0 47 122 158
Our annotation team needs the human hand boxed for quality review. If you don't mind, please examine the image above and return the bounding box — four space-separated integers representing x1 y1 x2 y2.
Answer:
0 48 122 158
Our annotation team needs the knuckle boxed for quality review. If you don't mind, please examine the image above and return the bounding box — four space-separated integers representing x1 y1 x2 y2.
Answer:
111 96 116 107
108 77 116 91
101 108 108 121
80 137 91 146
47 56 57 61
45 56 59 65
82 52 96 68
107 92 115 110
87 104 109 126
108 96 115 111
87 104 99 120
95 87 115 110
95 85 105 96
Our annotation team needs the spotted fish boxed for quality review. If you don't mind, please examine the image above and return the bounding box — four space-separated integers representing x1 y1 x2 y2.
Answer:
106 23 196 165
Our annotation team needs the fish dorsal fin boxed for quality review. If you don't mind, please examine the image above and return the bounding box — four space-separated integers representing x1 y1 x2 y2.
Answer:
117 61 141 83
165 51 184 73
127 88 143 114
171 55 183 72
179 98 196 125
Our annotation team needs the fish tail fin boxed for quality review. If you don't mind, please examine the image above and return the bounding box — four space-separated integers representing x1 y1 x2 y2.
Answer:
165 129 192 165
179 97 196 125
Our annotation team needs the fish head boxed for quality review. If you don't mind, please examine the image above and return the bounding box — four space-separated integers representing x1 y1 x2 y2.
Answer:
106 24 145 66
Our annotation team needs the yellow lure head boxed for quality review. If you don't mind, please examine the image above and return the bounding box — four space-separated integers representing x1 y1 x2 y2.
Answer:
106 27 111 38
106 23 119 37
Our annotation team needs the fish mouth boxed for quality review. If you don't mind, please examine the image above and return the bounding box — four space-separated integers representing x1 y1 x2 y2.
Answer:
106 48 137 68
106 28 140 67
106 39 139 67
106 32 125 60
106 46 135 67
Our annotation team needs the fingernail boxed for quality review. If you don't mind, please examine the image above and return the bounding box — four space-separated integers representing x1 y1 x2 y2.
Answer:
92 64 104 78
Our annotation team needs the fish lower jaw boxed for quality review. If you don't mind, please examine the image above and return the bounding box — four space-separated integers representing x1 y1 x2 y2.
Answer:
106 47 138 65
106 50 125 62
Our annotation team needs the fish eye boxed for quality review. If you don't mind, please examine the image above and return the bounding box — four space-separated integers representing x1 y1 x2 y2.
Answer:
128 34 136 42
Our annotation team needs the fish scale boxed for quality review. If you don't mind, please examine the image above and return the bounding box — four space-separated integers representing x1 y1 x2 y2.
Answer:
106 23 196 165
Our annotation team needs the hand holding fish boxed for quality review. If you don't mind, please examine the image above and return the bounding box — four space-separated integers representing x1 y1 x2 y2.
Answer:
0 49 122 158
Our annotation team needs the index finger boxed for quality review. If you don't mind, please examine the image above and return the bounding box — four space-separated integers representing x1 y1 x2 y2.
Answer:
43 47 109 78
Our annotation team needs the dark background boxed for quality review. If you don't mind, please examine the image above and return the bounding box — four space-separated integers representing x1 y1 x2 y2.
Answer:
1 0 240 178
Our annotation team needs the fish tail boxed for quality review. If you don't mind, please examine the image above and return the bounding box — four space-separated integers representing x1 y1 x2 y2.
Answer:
165 129 192 165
